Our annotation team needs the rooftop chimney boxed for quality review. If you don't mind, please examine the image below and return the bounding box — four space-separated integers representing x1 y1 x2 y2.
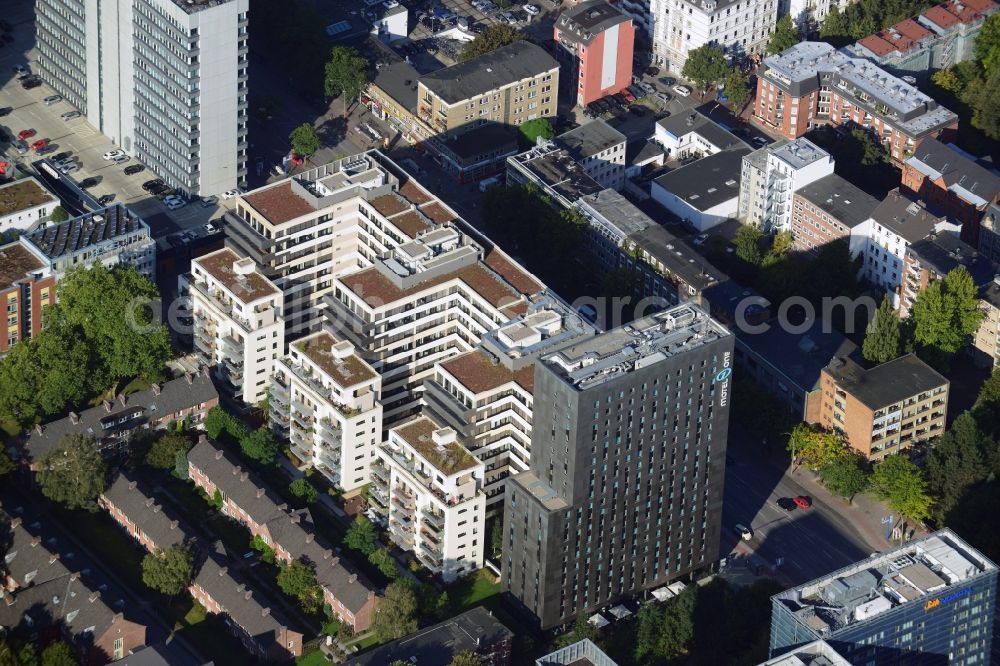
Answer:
305 534 314 544
89 591 100 603
348 574 357 584
151 384 161 396
261 607 271 617
30 537 40 548
256 488 265 499
128 481 137 491
34 424 43 435
10 517 21 529
240 472 248 482
68 412 79 425
103 400 112 413
215 449 224 460
233 465 242 476
49 554 59 565
186 373 194 385
219 566 228 576
244 590 252 600
170 520 179 530
118 394 127 407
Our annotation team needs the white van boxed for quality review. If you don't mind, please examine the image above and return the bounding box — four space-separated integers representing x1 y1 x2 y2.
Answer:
479 175 502 192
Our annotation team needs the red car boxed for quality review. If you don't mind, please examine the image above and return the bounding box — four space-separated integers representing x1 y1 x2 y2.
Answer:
793 496 812 509
620 88 636 103
17 129 36 140
30 139 48 152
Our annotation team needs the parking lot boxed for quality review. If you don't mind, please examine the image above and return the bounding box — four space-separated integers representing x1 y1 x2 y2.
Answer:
0 0 235 238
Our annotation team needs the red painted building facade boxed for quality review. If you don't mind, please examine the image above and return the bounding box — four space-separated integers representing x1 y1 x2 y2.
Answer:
554 0 634 107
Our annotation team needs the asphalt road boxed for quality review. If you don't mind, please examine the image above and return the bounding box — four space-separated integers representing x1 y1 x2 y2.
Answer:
721 426 877 585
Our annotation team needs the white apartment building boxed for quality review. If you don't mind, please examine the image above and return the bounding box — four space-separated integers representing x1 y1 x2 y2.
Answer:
0 178 59 235
325 225 543 425
35 0 249 196
422 293 595 514
183 248 284 406
371 416 486 582
651 0 778 73
761 138 833 232
270 331 383 492
782 0 852 31
850 191 955 307
228 154 474 339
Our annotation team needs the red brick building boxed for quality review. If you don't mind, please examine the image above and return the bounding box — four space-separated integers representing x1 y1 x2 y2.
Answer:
0 241 54 354
790 173 880 253
753 42 957 164
187 437 379 632
554 0 634 107
900 137 1000 246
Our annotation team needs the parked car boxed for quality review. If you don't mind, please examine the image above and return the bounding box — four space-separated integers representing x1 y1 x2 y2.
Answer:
221 188 242 200
57 163 79 175
735 524 753 541
30 139 48 152
672 84 692 97
524 3 539 14
501 11 517 24
645 66 660 76
751 136 769 148
17 129 36 140
640 82 656 96
200 195 218 208
620 88 636 103
102 149 125 160
142 179 164 192
470 22 485 33
660 76 676 86
776 497 797 512
0 107 12 117
692 233 708 246
611 93 629 108
13 64 29 77
112 154 130 164
43 95 62 105
13 140 28 155
628 84 646 100
124 164 145 175
97 194 116 205
793 496 812 509
80 177 99 189
20 78 41 90
52 151 72 162
165 199 186 211
61 111 81 120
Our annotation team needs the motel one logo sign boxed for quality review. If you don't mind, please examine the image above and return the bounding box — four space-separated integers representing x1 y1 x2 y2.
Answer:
716 351 732 407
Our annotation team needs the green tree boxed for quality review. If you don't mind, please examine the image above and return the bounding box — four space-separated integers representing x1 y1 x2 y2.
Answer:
277 560 317 597
368 548 398 579
57 264 170 385
145 433 193 469
37 434 107 510
863 295 901 364
926 412 990 521
49 206 69 224
766 230 793 262
289 478 319 504
324 46 369 116
0 341 43 427
489 517 503 559
448 652 480 666
459 24 523 62
241 427 278 466
556 614 598 648
820 5 849 39
767 15 800 55
787 424 847 469
849 13 877 40
681 44 729 94
870 455 933 522
39 643 76 666
250 534 276 564
204 406 228 440
0 449 13 478
660 584 696 658
911 268 984 354
519 118 554 147
372 581 418 641
211 488 224 510
975 12 1000 77
0 637 38 666
734 225 763 266
32 311 93 417
968 69 1000 140
635 604 664 664
820 453 869 501
722 68 750 111
932 68 965 95
289 123 321 157
141 545 193 596
344 514 378 556
850 128 886 166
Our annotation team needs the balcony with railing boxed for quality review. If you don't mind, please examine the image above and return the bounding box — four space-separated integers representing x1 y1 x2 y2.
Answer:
189 279 256 332
270 377 290 406
317 418 343 446
420 506 444 531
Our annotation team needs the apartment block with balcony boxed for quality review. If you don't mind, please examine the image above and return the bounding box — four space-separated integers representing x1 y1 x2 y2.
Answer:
759 138 834 233
422 293 596 514
271 331 382 492
972 276 1000 368
226 152 471 338
817 354 948 460
651 0 777 73
553 0 635 108
0 241 54 354
181 248 284 407
845 0 998 78
372 416 486 582
898 232 996 316
754 42 958 163
325 224 543 426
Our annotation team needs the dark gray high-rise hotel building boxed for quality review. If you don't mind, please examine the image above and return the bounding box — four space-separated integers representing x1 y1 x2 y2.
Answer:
501 304 734 629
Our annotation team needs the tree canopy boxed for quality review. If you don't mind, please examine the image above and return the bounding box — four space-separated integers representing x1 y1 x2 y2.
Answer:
324 46 369 115
975 12 1000 77
819 453 870 501
911 268 983 356
734 225 763 266
289 123 321 157
277 560 324 613
862 295 901 364
681 44 729 92
926 412 993 521
344 514 379 556
448 652 481 666
141 545 193 596
767 16 800 55
368 548 398 579
145 433 194 469
241 427 279 466
37 434 107 510
459 24 523 62
372 581 418 641
49 206 69 223
869 455 933 522
722 68 750 111
787 424 848 470
519 118 555 147
289 478 319 504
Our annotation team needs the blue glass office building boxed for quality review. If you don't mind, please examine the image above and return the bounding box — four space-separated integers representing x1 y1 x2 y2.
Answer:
769 529 997 666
